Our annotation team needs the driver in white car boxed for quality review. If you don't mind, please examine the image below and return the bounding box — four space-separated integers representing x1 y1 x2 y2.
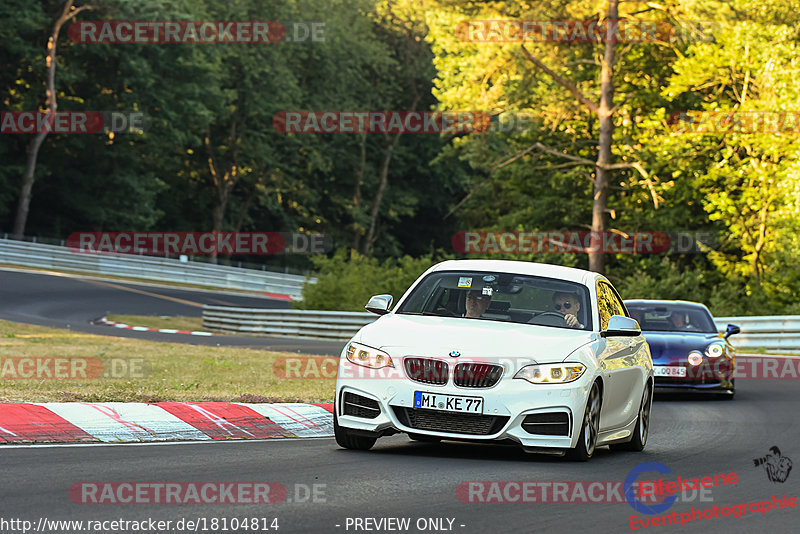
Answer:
553 291 582 328
464 289 492 318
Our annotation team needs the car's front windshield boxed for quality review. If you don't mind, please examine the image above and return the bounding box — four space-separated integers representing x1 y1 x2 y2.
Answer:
626 303 717 333
396 271 592 331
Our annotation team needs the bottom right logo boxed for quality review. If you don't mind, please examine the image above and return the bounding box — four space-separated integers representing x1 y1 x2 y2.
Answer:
753 446 793 483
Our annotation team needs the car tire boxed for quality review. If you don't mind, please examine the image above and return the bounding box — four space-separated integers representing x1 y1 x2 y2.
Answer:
334 409 377 451
567 381 601 462
408 433 441 443
612 381 652 452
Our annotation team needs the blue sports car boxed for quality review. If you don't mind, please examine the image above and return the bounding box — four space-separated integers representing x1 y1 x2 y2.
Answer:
623 300 740 399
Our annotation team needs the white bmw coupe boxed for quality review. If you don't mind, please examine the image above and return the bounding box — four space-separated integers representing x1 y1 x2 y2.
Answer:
334 260 653 460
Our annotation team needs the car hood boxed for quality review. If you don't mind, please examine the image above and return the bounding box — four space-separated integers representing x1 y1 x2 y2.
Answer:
641 331 720 362
354 313 595 363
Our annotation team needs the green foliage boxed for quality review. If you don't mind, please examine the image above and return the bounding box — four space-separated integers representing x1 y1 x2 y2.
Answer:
295 250 439 311
613 258 712 304
1 0 799 314
0 0 466 267
612 257 790 317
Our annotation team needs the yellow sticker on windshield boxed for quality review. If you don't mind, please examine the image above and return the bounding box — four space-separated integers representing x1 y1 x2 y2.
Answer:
458 277 472 288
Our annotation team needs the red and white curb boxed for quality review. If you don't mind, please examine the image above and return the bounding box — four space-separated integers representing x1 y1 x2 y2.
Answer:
263 292 294 302
0 402 333 444
94 317 215 336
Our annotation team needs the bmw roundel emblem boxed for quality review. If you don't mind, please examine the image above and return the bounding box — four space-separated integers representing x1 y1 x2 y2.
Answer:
449 350 461 358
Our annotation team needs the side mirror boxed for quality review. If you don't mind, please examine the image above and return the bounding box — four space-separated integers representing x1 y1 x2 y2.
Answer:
602 315 641 337
724 324 741 339
365 294 393 316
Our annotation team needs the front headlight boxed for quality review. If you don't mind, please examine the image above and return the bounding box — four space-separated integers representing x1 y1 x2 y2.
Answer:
705 342 725 358
514 363 586 384
346 342 394 369
688 350 704 366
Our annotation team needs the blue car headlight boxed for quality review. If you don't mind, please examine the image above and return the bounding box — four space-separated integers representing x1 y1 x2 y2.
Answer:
706 342 726 358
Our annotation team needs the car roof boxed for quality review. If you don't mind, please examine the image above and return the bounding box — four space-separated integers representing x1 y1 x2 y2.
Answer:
429 259 602 286
623 299 711 311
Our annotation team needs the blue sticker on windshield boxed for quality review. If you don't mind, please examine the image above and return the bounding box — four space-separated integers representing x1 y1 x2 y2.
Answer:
482 275 496 282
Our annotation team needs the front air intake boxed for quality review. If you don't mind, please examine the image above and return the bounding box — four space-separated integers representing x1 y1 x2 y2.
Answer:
342 392 381 419
393 407 508 436
521 412 570 436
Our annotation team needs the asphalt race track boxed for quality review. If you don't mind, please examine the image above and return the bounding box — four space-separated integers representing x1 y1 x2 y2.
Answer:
0 268 344 355
1 266 799 533
2 380 799 533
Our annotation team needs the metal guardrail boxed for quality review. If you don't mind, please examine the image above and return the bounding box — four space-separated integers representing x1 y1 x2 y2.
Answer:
202 306 376 341
0 238 313 299
715 316 800 352
201 306 800 350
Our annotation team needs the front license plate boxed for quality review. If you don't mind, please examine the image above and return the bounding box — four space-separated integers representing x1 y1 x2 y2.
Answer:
414 391 483 414
653 366 687 377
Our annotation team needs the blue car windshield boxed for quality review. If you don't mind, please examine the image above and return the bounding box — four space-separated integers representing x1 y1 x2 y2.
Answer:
396 271 593 331
626 304 717 333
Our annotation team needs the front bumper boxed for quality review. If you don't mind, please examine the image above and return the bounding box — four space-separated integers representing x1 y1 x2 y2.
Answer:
335 359 594 450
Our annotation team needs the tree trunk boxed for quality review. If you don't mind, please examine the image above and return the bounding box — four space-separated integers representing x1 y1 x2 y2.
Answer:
233 174 264 233
589 0 619 275
209 172 234 265
352 133 367 252
362 132 401 256
13 132 49 237
209 181 231 265
12 1 92 237
360 93 419 256
205 130 239 265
